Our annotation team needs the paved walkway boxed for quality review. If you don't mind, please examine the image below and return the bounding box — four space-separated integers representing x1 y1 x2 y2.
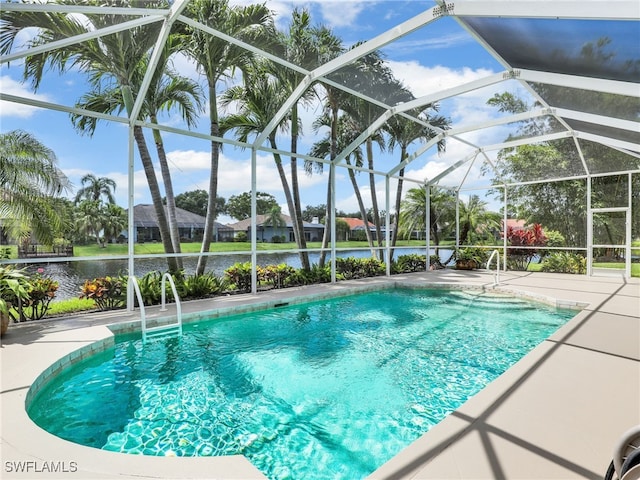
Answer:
1 270 638 479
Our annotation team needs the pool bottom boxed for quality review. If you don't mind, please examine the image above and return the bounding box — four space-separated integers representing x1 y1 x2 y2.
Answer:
27 287 576 480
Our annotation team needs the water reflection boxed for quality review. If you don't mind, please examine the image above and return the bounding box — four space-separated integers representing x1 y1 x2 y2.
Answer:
27 248 451 301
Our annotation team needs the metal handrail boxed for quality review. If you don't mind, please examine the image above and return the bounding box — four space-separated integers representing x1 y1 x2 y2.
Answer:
131 273 183 343
160 272 182 336
486 249 500 286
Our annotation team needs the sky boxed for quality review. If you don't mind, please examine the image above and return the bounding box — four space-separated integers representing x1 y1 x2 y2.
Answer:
0 0 533 223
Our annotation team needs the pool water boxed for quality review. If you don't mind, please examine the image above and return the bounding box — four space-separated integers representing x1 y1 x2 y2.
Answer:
28 288 575 479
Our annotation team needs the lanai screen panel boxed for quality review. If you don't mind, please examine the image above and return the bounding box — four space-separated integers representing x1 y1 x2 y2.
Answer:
461 16 640 82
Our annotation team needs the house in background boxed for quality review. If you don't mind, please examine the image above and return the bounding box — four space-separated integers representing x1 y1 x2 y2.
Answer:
229 214 325 243
125 204 234 243
337 217 397 241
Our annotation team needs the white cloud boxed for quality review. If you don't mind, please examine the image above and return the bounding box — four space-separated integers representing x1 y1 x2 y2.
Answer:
0 75 52 118
319 1 367 28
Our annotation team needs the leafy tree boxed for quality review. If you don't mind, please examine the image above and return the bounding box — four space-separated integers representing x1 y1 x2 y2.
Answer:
399 186 456 246
458 195 501 245
225 191 279 221
173 190 210 217
0 130 70 245
73 174 116 204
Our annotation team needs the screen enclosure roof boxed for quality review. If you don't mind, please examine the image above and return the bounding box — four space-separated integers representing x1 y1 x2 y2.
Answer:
1 0 638 191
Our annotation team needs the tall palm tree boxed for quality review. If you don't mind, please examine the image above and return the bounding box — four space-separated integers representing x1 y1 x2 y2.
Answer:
220 66 302 260
0 130 70 245
184 0 273 275
385 109 450 258
310 114 377 258
3 0 181 272
72 35 203 270
74 174 117 204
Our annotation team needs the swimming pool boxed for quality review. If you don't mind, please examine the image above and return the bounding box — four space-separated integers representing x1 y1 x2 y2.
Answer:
27 288 575 479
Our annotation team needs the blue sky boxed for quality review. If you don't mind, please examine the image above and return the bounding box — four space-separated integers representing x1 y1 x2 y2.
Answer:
0 1 524 222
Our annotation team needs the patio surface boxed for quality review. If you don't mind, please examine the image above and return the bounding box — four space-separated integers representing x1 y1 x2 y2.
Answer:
1 270 639 479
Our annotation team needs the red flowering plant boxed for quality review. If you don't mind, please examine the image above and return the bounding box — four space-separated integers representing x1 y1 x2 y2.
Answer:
504 223 548 271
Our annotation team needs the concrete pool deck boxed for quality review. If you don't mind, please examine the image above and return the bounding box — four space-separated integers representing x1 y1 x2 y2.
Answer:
1 270 638 479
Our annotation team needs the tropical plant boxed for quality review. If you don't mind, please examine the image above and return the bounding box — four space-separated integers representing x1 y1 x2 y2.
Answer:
259 263 296 289
0 130 71 245
0 266 31 328
224 262 253 293
392 254 427 274
22 268 59 321
79 275 126 311
506 223 548 271
455 247 488 269
541 252 587 274
181 272 228 298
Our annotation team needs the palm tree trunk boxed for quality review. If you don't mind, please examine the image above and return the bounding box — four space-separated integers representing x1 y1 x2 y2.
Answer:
196 86 221 276
269 137 299 253
366 138 382 257
133 125 179 273
390 158 406 261
151 117 183 271
347 159 376 258
290 103 310 270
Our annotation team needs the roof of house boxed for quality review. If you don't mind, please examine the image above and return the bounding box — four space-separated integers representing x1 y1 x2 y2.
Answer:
129 204 231 230
337 217 375 230
228 214 324 231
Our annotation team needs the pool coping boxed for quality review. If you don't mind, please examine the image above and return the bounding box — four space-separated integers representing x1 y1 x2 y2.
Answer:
2 270 639 479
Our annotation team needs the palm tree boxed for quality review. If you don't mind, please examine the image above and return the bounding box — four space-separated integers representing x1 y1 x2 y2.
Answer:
74 200 105 246
385 110 450 258
71 35 203 270
263 205 286 242
220 66 303 255
458 194 501 245
102 203 128 243
310 114 377 258
399 185 456 247
184 0 273 275
74 174 117 204
3 0 181 272
0 130 70 245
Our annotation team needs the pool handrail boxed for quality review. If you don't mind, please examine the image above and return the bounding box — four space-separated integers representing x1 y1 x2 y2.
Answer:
129 274 183 343
486 249 500 286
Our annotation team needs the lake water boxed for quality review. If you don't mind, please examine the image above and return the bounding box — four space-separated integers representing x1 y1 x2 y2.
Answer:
25 248 454 301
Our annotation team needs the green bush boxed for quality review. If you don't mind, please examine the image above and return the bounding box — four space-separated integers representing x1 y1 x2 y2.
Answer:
259 263 296 289
541 252 586 274
79 275 126 311
225 262 253 293
288 264 333 285
392 254 426 273
181 272 228 298
336 256 385 279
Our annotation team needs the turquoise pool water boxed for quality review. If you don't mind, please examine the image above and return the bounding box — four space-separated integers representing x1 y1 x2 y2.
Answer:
28 288 575 479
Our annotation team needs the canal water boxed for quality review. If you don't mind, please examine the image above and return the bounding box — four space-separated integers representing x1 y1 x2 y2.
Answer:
24 248 453 301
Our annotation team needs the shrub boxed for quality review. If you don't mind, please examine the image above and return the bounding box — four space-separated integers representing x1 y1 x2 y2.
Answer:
506 223 547 271
234 232 248 242
336 256 385 279
392 254 426 273
288 264 333 285
259 263 296 289
541 252 586 274
225 262 253 293
181 272 228 298
79 275 126 311
23 269 59 320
